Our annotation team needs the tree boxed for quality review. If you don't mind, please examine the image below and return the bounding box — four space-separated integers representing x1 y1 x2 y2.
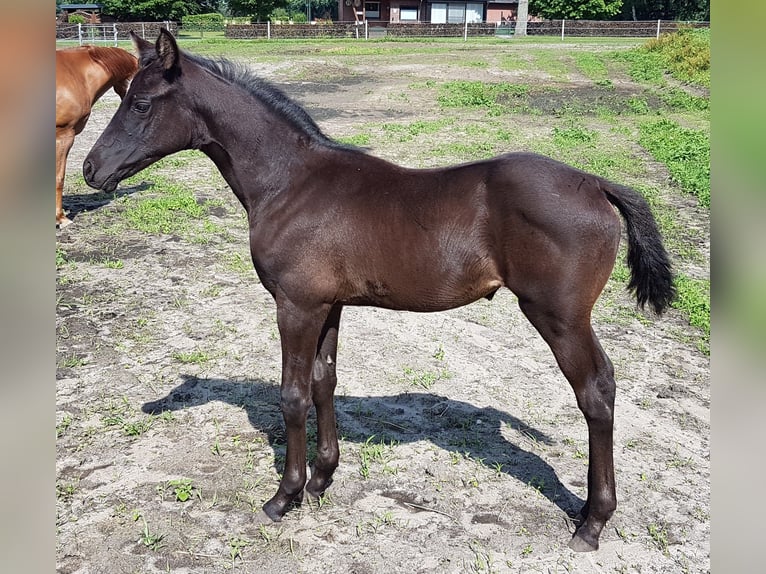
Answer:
528 0 623 20
228 0 286 21
285 0 337 20
100 0 204 21
620 0 709 21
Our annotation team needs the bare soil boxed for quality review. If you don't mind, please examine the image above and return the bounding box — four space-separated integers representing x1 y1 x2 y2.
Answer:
56 42 709 573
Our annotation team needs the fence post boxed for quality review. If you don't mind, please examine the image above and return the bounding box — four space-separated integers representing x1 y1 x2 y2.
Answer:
656 19 661 38
464 19 468 42
365 19 368 40
267 21 271 40
561 19 565 40
113 23 118 46
141 22 145 39
78 23 83 45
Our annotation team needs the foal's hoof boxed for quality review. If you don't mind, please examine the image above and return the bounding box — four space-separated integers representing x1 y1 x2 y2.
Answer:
252 509 280 525
568 532 598 553
56 217 72 229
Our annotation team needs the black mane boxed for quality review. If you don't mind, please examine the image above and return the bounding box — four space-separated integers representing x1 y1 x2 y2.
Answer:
185 52 351 150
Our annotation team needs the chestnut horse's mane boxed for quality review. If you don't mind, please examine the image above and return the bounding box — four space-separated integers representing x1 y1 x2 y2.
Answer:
86 46 138 82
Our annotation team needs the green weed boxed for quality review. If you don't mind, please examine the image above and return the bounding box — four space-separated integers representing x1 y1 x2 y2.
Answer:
166 478 196 502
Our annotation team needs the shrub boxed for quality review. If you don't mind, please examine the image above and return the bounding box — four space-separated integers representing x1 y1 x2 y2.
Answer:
181 13 225 32
644 28 710 87
269 8 290 22
68 14 87 24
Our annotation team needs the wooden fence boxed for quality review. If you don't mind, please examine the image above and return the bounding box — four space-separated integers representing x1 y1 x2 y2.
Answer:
56 19 709 43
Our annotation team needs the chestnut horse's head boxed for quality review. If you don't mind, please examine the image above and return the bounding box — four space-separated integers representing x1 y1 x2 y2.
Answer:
83 29 193 192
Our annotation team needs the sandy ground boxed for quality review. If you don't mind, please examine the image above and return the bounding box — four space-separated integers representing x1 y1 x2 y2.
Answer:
56 41 709 573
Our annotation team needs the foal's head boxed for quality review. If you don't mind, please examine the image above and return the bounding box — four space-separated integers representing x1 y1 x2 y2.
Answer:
83 29 194 192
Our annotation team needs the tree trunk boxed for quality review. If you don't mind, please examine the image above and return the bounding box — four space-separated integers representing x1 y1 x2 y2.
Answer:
516 0 528 36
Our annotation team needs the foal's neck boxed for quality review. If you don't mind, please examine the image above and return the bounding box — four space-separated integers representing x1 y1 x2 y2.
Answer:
196 84 313 214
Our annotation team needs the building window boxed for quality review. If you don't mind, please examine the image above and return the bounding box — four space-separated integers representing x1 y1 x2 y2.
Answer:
401 6 419 20
447 3 465 23
365 2 380 18
466 3 483 23
431 3 447 23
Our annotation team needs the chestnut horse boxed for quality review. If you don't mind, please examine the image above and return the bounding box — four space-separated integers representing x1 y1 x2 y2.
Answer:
56 45 137 227
84 31 675 552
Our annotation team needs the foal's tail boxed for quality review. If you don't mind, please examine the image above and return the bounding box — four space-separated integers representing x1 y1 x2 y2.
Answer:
602 182 676 315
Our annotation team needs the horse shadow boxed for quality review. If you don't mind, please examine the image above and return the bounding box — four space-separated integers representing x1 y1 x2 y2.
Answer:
142 374 584 518
62 181 149 223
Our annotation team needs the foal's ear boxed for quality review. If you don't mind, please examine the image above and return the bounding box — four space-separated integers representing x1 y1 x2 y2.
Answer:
156 28 181 76
130 31 155 67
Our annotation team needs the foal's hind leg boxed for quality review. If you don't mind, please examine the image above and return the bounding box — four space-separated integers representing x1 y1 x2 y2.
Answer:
306 304 343 499
519 298 616 552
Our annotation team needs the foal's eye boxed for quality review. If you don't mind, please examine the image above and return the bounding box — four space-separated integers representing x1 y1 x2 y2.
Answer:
133 101 151 113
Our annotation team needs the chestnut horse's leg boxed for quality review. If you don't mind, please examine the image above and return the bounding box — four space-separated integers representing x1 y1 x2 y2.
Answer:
518 298 616 552
262 299 331 521
306 304 343 499
55 128 75 227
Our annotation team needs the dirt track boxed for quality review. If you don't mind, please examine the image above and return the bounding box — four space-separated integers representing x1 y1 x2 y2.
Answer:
56 40 709 573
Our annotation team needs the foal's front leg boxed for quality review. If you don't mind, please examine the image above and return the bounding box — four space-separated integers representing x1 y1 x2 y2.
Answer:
262 300 330 521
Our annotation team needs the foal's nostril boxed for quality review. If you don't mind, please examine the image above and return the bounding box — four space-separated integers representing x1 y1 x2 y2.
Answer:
83 159 94 182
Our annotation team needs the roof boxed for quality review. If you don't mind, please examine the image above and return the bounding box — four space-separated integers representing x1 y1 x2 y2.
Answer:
58 4 103 9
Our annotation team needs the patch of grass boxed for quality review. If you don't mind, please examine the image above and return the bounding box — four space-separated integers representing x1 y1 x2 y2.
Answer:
573 52 609 82
647 522 670 555
172 349 213 364
224 252 253 275
337 133 371 147
551 125 598 148
498 54 534 72
358 435 398 479
459 59 489 68
56 414 73 438
671 274 710 354
56 247 68 268
638 119 710 207
530 49 569 80
137 515 165 551
437 81 528 115
60 353 86 368
611 49 666 84
101 257 124 269
401 365 451 389
382 118 454 142
122 176 206 234
657 86 709 112
626 97 651 114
